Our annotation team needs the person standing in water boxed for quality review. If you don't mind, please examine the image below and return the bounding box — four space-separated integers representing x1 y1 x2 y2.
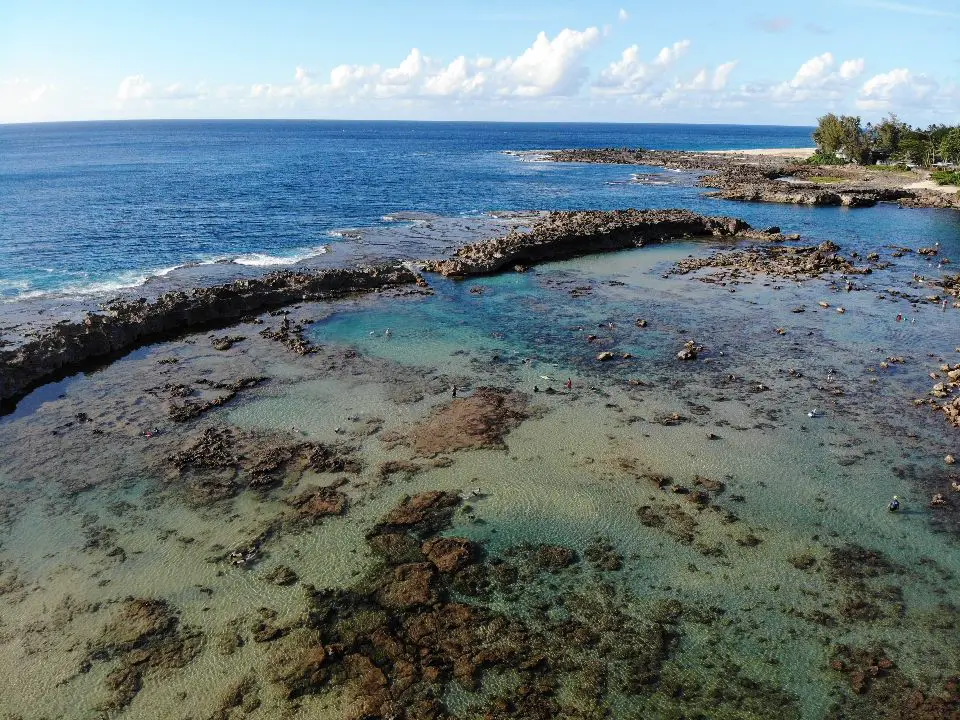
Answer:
452 385 457 398
888 495 900 512
565 378 573 390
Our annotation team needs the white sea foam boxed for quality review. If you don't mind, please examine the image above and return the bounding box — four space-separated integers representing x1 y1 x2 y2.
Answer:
504 149 550 162
327 229 363 240
232 246 328 267
0 246 330 302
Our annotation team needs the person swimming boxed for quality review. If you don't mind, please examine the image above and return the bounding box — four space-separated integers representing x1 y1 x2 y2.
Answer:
888 495 900 512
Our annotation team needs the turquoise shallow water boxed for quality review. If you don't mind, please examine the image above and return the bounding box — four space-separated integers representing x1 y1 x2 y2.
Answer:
1 155 959 716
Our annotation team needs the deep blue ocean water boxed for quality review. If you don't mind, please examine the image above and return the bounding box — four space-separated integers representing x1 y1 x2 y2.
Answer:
1 119 957 300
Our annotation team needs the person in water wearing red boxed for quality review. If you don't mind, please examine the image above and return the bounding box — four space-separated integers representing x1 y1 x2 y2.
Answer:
565 378 572 390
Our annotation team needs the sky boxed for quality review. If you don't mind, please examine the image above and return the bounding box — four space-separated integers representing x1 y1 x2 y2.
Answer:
2 0 959 126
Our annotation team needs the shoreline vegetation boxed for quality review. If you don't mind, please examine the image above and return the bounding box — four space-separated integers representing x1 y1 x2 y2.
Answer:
542 114 960 205
542 147 960 208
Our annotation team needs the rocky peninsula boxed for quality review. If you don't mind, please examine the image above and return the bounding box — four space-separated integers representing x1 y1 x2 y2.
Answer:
0 264 421 408
1 209 787 409
543 148 960 210
422 208 790 277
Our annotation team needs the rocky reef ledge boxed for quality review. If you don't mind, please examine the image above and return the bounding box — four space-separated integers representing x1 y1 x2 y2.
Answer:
543 148 960 210
0 264 420 407
422 209 788 277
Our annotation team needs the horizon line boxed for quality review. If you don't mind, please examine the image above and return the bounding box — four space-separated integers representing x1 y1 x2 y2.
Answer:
0 117 818 129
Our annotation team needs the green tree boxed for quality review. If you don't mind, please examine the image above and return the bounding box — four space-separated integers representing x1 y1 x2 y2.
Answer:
812 114 869 164
868 113 909 158
838 115 870 163
813 114 845 155
898 134 927 165
940 128 960 164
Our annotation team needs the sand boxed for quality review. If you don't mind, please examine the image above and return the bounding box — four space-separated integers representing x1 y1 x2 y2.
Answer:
704 147 816 158
905 179 960 195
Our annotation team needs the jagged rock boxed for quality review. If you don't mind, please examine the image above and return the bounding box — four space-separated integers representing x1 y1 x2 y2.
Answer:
0 264 418 405
534 544 578 571
286 487 349 522
421 536 477 573
422 209 784 277
543 148 959 211
264 565 299 586
670 241 866 282
209 675 261 719
85 598 203 711
376 562 437 609
372 491 461 538
211 335 245 351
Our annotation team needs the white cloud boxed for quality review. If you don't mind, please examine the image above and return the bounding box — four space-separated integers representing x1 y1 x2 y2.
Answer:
116 74 207 103
117 74 153 100
247 26 601 103
839 58 865 79
793 52 834 87
28 84 49 103
423 56 488 96
381 49 426 86
772 52 864 102
91 21 952 125
503 27 602 96
331 64 379 92
711 61 738 90
618 8 630 22
0 78 53 118
594 40 690 94
857 68 939 110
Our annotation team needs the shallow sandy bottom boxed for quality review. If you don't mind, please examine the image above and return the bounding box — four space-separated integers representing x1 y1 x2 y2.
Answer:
0 236 958 719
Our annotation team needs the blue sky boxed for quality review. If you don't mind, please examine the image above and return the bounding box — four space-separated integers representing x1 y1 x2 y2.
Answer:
2 0 958 124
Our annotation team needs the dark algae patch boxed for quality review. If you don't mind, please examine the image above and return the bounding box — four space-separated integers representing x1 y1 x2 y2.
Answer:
270 491 802 719
828 646 960 719
83 598 204 711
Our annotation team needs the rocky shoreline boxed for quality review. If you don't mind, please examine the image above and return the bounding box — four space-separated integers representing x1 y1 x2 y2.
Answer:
0 209 787 410
0 264 421 409
422 208 790 277
543 148 960 210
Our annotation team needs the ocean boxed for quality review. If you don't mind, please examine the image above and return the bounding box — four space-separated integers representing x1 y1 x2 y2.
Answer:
1 121 959 719
1 120 817 300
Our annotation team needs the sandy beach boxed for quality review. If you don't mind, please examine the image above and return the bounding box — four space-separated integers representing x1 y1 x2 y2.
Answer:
906 179 960 195
705 147 817 158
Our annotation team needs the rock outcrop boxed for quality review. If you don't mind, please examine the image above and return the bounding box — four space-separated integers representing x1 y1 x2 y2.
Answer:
669 240 871 281
422 209 786 277
406 387 531 455
0 264 419 407
270 490 797 719
543 148 960 210
84 598 203 711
